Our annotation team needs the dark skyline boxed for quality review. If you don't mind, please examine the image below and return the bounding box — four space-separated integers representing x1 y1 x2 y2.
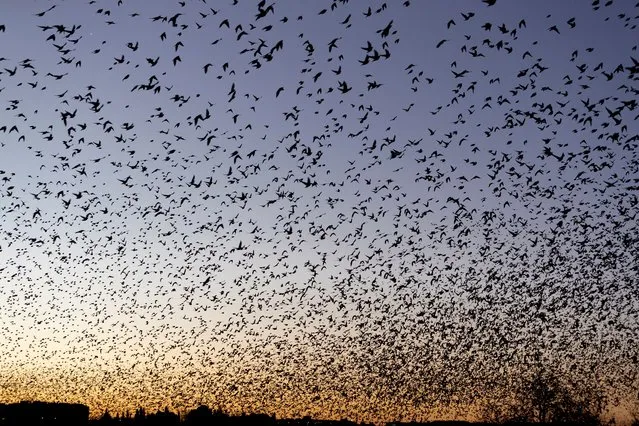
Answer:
0 0 638 424
0 398 605 425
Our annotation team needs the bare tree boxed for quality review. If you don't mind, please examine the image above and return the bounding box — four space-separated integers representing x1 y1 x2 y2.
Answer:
482 368 605 424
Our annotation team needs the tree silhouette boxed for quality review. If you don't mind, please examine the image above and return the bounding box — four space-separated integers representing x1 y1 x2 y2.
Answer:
482 368 605 424
99 409 113 423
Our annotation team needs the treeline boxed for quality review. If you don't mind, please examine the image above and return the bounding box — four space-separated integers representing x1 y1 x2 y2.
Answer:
0 402 366 426
93 406 365 426
0 399 624 426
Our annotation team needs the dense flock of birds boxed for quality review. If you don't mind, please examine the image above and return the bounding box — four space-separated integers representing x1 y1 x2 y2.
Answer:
0 0 638 422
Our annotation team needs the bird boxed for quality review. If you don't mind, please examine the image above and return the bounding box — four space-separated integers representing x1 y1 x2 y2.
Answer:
0 1 636 423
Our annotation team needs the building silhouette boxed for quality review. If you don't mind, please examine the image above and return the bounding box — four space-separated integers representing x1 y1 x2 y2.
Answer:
0 401 89 426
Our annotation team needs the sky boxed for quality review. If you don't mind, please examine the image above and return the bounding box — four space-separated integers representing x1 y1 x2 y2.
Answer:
0 0 638 423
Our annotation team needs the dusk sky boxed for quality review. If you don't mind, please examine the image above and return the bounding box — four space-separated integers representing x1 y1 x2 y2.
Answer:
0 0 638 423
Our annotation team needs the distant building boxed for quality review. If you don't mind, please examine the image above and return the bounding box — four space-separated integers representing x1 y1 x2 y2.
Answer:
0 401 89 425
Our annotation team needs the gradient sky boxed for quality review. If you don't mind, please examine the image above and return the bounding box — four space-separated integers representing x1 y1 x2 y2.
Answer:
1 0 638 423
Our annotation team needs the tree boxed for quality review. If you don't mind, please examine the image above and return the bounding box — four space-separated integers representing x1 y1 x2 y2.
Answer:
100 409 113 423
482 368 605 424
